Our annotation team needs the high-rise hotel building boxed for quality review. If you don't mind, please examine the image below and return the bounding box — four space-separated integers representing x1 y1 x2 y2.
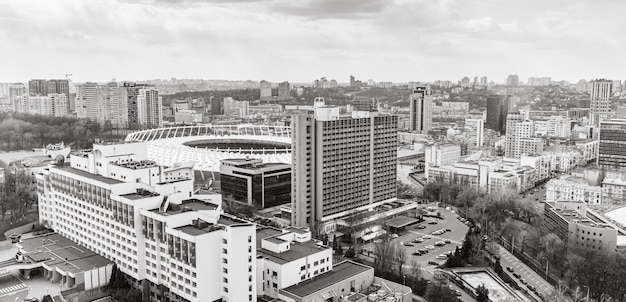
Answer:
37 142 256 302
590 79 613 126
598 119 626 168
409 86 433 132
291 107 398 232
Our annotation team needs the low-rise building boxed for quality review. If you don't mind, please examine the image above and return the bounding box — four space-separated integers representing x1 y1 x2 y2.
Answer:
602 171 626 205
255 227 332 299
220 158 292 209
546 175 602 205
543 201 626 252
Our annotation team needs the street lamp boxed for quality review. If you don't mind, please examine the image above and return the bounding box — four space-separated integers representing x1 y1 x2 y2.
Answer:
581 285 590 302
542 256 549 280
402 275 406 295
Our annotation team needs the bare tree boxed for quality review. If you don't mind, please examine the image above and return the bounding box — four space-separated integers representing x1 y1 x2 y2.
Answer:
395 244 406 274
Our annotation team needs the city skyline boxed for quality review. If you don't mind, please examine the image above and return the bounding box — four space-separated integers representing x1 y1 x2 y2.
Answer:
1 0 625 83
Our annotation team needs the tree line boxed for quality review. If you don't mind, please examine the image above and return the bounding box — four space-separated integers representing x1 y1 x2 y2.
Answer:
425 181 626 302
0 112 112 150
0 169 37 223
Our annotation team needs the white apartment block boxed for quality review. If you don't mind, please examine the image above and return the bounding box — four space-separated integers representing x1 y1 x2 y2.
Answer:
546 176 602 205
256 227 332 299
575 140 599 164
13 94 68 117
464 118 484 147
487 166 535 194
520 154 552 184
602 171 626 205
505 113 539 158
424 143 461 168
534 117 572 138
137 87 163 128
37 142 256 302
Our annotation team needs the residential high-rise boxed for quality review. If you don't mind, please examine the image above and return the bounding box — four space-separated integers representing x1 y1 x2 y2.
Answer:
291 108 398 231
505 112 542 158
486 95 511 134
75 82 99 120
277 81 290 100
506 75 519 86
480 76 487 86
46 79 70 111
464 118 484 147
137 87 162 128
122 82 151 129
590 79 613 126
598 119 626 168
260 80 272 101
211 96 223 115
28 79 48 95
408 86 433 132
37 142 257 302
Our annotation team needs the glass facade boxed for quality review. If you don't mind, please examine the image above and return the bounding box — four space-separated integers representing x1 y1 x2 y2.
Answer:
599 121 626 168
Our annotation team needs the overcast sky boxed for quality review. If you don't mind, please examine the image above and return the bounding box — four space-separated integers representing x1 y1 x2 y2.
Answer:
0 0 623 84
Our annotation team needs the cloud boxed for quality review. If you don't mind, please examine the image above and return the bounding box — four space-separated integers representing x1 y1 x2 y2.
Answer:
271 0 388 19
0 0 625 83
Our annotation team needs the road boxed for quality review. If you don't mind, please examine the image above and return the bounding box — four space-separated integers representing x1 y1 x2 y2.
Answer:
519 186 546 214
0 271 27 302
497 245 554 301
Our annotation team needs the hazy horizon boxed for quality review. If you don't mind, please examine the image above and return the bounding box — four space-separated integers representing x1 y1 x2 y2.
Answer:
1 0 624 83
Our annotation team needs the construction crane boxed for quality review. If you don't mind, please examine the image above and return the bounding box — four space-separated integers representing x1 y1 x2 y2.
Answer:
48 73 73 80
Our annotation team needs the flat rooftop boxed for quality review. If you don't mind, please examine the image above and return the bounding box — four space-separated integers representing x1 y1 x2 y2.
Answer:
151 199 219 216
258 238 324 264
385 216 419 228
55 166 123 185
19 233 111 274
175 214 251 236
281 261 372 298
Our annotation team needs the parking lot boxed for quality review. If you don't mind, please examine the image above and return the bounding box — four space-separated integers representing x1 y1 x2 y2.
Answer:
362 205 469 272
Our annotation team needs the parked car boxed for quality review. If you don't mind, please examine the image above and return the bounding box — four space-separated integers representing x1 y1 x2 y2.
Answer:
412 251 422 256
444 239 451 244
425 245 435 250
527 285 535 291
403 242 414 247
513 273 520 278
413 238 424 243
506 267 514 272
428 220 438 225
435 241 446 246
416 225 427 229
422 235 432 239
9 233 21 243
455 290 462 296
520 279 527 285
428 261 439 266
436 254 447 259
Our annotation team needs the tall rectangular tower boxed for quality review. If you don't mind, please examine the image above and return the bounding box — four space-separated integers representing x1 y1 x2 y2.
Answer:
260 80 272 101
277 81 290 100
590 79 613 126
291 108 398 231
598 119 626 168
28 79 48 95
409 86 433 132
486 95 511 135
464 118 484 147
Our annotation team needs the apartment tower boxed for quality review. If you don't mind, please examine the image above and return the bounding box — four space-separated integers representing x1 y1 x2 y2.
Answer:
291 107 398 232
409 86 433 132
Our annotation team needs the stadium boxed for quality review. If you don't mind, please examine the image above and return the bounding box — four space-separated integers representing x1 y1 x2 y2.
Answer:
125 124 292 172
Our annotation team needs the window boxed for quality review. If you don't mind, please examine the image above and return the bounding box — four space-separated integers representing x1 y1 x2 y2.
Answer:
248 236 252 243
224 287 228 293
223 277 228 283
222 239 227 244
223 258 228 264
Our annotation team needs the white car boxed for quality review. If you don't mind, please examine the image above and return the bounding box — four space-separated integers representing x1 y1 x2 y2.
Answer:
422 235 432 239
436 254 447 259
425 245 435 250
